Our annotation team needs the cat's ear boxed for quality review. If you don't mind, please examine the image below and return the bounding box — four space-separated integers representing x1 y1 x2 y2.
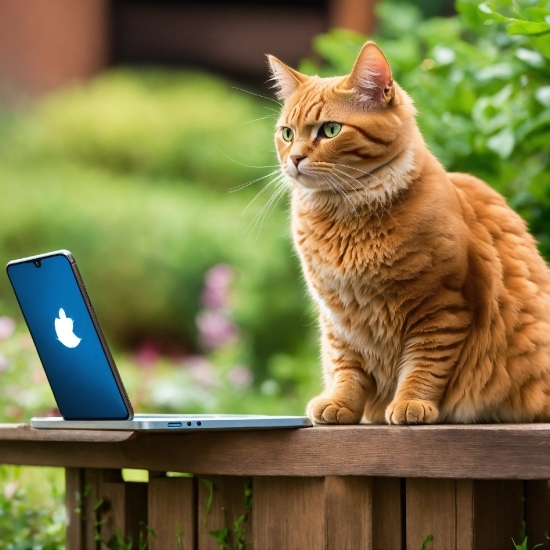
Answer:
346 42 394 105
267 55 307 100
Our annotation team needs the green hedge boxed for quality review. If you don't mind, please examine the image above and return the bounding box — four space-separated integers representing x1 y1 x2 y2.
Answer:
300 0 550 258
1 70 276 188
0 161 309 373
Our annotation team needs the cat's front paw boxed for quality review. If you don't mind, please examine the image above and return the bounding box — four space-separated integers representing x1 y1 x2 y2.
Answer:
307 397 362 424
385 399 439 425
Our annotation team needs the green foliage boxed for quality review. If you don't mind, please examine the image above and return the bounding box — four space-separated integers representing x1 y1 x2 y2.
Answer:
300 0 550 260
421 534 434 550
0 161 309 371
202 479 252 550
512 536 543 549
0 466 65 549
0 326 57 422
0 69 275 188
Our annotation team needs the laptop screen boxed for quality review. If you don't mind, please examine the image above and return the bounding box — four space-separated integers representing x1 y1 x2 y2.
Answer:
7 253 131 420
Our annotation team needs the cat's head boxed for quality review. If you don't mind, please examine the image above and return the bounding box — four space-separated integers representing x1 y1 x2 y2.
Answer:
267 42 419 204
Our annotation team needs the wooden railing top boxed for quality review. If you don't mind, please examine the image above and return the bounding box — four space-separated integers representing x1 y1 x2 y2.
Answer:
0 423 548 479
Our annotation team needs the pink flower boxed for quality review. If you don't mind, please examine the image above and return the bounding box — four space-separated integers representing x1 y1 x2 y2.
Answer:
185 356 216 387
0 353 9 373
227 365 253 389
202 264 234 309
135 341 160 367
4 481 19 500
0 317 15 341
196 310 239 351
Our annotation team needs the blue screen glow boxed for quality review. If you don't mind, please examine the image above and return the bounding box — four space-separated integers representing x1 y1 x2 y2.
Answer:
7 253 130 420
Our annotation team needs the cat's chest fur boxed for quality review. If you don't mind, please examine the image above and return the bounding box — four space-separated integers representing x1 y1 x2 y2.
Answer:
292 194 407 383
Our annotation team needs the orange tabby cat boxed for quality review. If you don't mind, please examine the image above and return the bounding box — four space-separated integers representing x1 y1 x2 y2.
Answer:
267 42 550 424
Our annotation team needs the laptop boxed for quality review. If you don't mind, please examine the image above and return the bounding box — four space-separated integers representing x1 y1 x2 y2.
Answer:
6 250 312 431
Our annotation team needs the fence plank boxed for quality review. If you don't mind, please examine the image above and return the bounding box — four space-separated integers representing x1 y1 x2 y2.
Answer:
325 476 372 550
406 478 457 550
455 480 474 550
83 468 102 550
372 477 403 550
525 480 550 549
197 476 252 550
65 468 84 550
253 476 325 550
473 480 523 550
97 469 148 549
148 476 197 550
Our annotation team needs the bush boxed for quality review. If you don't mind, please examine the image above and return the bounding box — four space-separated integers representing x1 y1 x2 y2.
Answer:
300 0 550 258
0 161 309 372
0 69 276 189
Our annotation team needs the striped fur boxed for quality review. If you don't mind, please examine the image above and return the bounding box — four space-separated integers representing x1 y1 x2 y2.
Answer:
268 42 550 424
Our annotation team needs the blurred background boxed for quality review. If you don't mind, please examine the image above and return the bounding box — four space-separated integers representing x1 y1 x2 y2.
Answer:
0 0 549 546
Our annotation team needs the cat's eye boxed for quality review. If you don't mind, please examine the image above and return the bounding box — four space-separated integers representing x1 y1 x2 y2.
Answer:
281 127 294 142
320 122 342 138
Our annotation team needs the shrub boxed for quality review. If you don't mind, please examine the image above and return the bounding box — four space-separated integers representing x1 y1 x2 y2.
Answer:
0 69 276 189
300 0 550 258
0 161 309 373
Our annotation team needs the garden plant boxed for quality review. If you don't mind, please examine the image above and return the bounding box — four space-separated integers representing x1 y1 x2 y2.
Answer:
0 0 548 546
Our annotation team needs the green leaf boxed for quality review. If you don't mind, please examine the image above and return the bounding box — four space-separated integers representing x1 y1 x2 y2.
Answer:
479 2 493 15
507 20 550 35
530 33 550 59
520 7 550 23
487 128 516 158
421 534 434 550
375 1 422 36
234 514 246 530
207 527 229 547
202 478 215 526
515 47 546 67
535 85 550 107
433 45 456 66
517 110 550 139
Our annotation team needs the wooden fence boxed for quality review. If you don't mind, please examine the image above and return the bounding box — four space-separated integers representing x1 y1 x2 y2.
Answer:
1 424 549 549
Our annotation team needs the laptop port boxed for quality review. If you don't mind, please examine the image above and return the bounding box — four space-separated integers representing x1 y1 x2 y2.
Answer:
168 422 182 428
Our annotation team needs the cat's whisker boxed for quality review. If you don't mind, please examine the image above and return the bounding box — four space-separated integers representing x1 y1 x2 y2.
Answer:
240 173 286 217
238 114 277 127
332 167 385 202
254 182 288 243
323 173 360 218
335 156 401 182
229 169 281 193
330 170 389 223
217 147 279 169
231 86 283 106
242 180 288 240
332 167 402 227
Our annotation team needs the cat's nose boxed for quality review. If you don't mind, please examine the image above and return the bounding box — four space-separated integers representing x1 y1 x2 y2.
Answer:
291 155 305 168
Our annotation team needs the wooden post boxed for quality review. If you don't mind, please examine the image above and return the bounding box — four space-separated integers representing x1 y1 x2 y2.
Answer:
405 479 524 550
406 478 458 550
372 477 403 550
525 480 550 549
325 476 372 550
65 468 85 550
148 475 197 550
472 480 524 549
97 469 148 550
198 475 253 550
253 476 325 550
329 0 378 35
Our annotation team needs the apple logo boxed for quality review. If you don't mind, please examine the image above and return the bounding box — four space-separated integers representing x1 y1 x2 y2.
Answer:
54 308 81 348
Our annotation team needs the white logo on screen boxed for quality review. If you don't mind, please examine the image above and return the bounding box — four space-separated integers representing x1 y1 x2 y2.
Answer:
54 308 82 348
